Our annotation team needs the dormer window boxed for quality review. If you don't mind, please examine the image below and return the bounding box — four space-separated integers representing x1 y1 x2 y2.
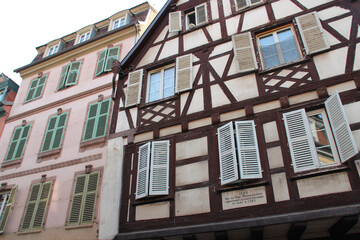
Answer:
79 32 91 43
113 17 125 30
48 45 59 56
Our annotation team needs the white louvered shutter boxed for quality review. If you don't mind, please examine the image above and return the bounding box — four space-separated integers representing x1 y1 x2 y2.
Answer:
296 12 329 54
136 142 151 199
149 140 170 196
283 109 319 172
235 121 262 179
325 92 358 162
176 54 193 93
232 32 258 73
125 69 143 107
195 4 207 25
217 122 239 185
169 11 182 32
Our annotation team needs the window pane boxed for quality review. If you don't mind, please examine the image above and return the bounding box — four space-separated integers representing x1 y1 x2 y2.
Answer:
260 35 280 68
163 68 175 98
278 29 301 63
308 113 336 165
148 72 161 102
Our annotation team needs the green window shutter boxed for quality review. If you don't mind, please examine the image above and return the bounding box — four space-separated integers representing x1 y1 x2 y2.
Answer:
42 116 57 152
25 79 39 102
21 183 41 231
5 124 31 162
33 76 47 100
104 47 120 72
81 171 99 224
32 181 52 229
65 61 82 86
83 99 111 141
95 99 111 138
68 175 86 225
57 64 70 90
0 186 17 233
95 49 108 76
83 103 99 141
42 113 68 152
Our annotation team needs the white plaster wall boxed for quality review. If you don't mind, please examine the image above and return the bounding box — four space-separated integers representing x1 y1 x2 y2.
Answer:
176 137 208 160
175 187 210 216
116 110 130 132
289 91 318 105
159 124 182 137
271 173 290 202
343 101 360 125
254 100 280 113
184 29 209 51
313 47 348 80
209 55 228 78
328 16 353 40
158 38 179 60
222 0 232 17
210 0 219 20
220 109 246 122
154 26 168 44
206 22 222 42
354 42 360 71
225 74 259 102
176 160 209 186
242 6 269 31
267 146 284 169
136 44 161 67
297 0 335 9
327 81 356 95
134 131 153 143
135 201 170 220
177 0 189 6
318 6 350 21
271 0 302 20
209 41 233 58
186 88 204 114
211 84 231 108
353 130 360 152
188 117 211 130
226 15 241 36
263 121 279 143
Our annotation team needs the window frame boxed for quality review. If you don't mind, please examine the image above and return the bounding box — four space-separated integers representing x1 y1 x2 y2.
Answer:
24 75 47 103
185 3 208 30
146 64 176 103
112 17 126 30
0 186 17 234
47 45 59 56
234 0 263 11
79 31 91 43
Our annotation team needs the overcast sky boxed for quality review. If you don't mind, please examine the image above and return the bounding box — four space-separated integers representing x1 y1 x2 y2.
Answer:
0 0 167 85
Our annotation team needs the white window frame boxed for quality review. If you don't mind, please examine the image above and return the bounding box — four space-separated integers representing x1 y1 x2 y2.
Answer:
257 25 302 69
185 3 207 30
234 0 263 11
147 64 175 103
47 45 59 56
112 17 126 30
79 32 91 43
0 191 10 222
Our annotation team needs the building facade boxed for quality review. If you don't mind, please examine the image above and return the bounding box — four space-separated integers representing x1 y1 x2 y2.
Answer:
0 3 156 240
110 0 360 239
0 74 18 137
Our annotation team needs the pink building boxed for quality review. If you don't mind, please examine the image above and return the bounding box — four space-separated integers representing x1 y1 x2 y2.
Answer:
0 3 157 239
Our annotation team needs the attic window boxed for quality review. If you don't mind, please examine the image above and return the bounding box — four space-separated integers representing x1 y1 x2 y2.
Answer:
113 17 125 30
79 32 91 43
48 45 59 56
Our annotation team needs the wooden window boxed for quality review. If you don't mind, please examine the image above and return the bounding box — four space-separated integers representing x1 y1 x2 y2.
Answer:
79 32 91 43
20 181 53 232
95 46 120 76
257 25 301 69
217 121 262 185
68 171 100 226
234 0 262 10
113 17 126 30
83 99 111 142
135 140 170 199
185 3 207 30
47 45 58 56
57 61 82 90
232 32 258 73
25 76 47 102
0 186 17 233
41 112 69 152
283 92 357 172
5 124 32 162
147 65 175 102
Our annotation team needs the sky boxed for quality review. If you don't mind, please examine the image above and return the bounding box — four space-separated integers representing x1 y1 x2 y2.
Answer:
0 0 168 85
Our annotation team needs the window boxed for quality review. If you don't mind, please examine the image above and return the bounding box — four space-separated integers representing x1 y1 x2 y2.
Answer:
95 46 120 76
79 32 90 43
147 66 175 102
5 124 32 162
136 140 170 199
25 76 47 102
57 61 82 90
20 181 53 232
41 112 69 152
0 186 17 233
83 99 111 142
283 93 358 172
68 171 100 226
234 0 262 10
113 17 125 30
217 121 262 185
257 26 301 69
47 45 58 56
185 4 207 30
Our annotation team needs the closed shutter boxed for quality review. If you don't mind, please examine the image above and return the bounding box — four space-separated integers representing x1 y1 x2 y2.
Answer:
42 116 57 152
81 171 99 224
95 49 108 76
169 11 182 32
217 122 239 185
149 141 169 196
235 121 262 179
66 61 82 86
175 54 193 93
32 181 52 229
6 124 31 161
104 47 120 72
283 109 318 172
296 12 329 54
52 113 68 149
83 102 99 141
232 32 258 72
95 99 111 138
0 186 17 233
195 4 207 25
136 142 151 199
33 76 47 100
21 183 41 231
58 64 70 90
125 69 143 107
14 125 31 159
25 79 39 102
325 92 358 162
5 127 22 161
68 175 86 225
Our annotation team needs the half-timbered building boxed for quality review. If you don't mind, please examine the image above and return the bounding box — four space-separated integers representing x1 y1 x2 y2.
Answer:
109 0 360 239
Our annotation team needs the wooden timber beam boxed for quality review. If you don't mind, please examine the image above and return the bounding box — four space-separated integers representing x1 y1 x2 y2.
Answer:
329 215 359 238
287 222 307 240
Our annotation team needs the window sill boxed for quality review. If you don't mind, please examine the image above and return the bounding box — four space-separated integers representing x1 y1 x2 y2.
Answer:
17 230 42 235
132 195 173 206
258 57 310 75
139 95 178 109
65 223 93 230
1 159 21 168
290 165 349 180
217 179 268 193
37 148 61 161
80 136 107 149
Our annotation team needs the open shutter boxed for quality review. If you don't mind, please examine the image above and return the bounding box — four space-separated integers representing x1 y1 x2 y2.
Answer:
32 181 52 229
149 141 169 196
325 92 358 162
65 61 82 86
5 127 22 161
104 47 120 72
0 186 17 233
136 142 151 199
68 175 86 225
21 183 41 231
169 11 182 32
52 113 68 149
232 32 258 72
81 171 99 224
33 76 46 100
83 102 99 141
95 99 111 138
25 79 38 102
14 124 31 160
217 122 239 185
283 109 318 172
95 49 108 76
235 121 262 179
42 116 57 152
175 54 193 93
57 64 70 90
195 4 207 25
125 69 143 107
296 12 329 54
